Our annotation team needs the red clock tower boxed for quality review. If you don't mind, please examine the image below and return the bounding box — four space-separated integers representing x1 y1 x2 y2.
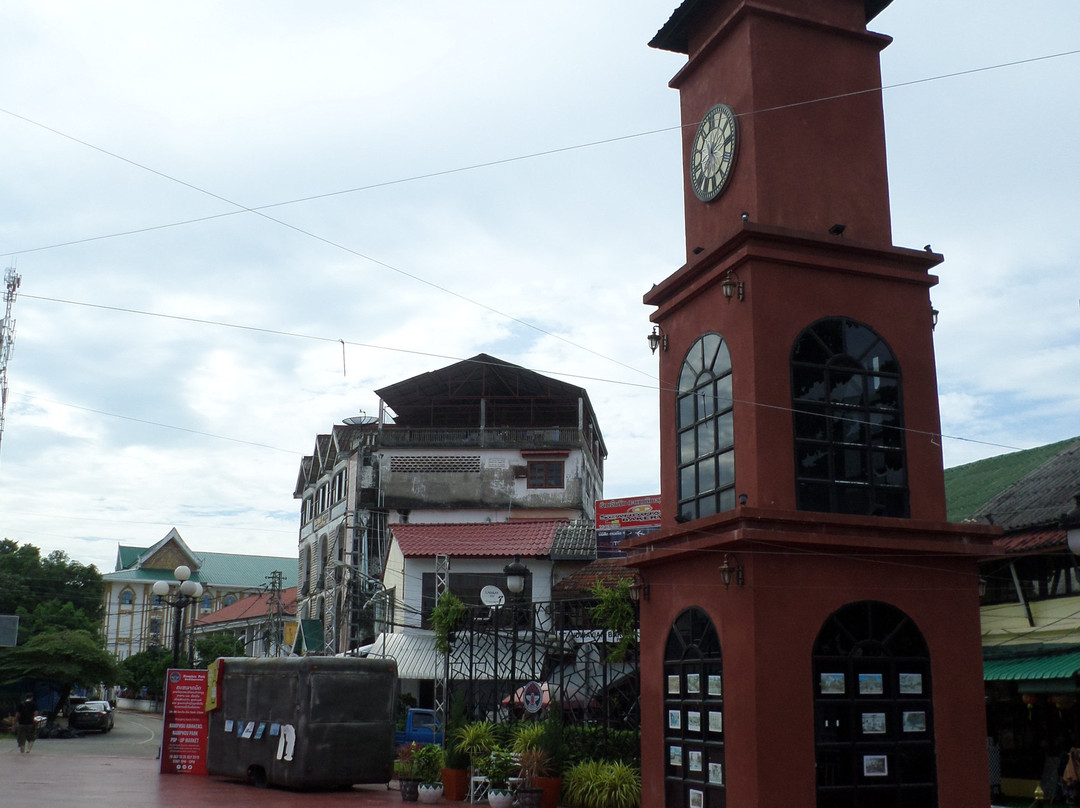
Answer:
626 2 1000 807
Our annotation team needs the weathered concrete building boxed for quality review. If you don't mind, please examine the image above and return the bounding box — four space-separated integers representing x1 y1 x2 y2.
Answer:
294 354 607 654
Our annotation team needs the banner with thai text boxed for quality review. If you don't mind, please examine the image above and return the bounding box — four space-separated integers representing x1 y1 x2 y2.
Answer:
160 668 209 775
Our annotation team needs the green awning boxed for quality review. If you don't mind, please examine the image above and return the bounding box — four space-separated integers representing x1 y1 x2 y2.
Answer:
983 649 1080 681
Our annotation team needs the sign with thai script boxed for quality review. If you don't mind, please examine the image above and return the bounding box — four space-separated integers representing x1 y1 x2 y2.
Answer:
160 668 209 775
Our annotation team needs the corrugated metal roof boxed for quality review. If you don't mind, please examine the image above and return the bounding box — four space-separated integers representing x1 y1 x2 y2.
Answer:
104 550 295 588
984 649 1080 681
968 438 1080 531
362 630 546 682
392 521 562 558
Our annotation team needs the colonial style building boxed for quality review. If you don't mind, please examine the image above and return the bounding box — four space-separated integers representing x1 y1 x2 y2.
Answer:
100 529 294 661
293 354 606 655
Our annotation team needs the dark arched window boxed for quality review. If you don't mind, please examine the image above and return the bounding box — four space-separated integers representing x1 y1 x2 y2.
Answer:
813 601 935 807
664 607 725 808
677 333 735 522
791 318 908 517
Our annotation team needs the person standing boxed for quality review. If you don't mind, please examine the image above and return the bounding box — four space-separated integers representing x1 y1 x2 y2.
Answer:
15 694 37 754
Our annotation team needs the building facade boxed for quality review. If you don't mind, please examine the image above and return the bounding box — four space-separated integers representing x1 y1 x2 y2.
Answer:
101 529 294 661
293 353 607 655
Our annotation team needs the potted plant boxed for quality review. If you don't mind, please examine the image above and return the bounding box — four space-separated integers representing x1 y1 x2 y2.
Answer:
533 712 568 808
442 735 471 801
563 759 641 808
397 742 421 802
414 743 445 803
476 745 518 808
441 694 470 801
515 749 551 808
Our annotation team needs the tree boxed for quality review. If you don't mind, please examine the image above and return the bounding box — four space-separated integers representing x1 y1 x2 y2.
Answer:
0 541 104 643
118 647 172 701
0 629 120 723
194 632 245 667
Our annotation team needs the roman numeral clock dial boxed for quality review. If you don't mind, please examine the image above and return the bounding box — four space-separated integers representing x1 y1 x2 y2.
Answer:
690 103 738 202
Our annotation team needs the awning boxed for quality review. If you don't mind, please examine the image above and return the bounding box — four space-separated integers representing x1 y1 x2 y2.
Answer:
983 649 1080 682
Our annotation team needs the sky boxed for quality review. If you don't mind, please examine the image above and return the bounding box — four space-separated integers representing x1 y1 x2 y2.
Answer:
1 1 1077 575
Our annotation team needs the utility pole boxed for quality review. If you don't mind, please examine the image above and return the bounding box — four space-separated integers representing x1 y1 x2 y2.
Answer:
266 570 285 656
0 267 20 461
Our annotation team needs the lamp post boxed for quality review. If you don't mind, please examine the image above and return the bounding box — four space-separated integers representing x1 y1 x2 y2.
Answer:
152 565 204 668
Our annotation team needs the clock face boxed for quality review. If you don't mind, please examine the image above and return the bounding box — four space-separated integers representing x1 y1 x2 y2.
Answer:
690 103 738 202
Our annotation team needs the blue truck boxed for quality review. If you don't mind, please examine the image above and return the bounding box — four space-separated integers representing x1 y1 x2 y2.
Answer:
395 708 442 746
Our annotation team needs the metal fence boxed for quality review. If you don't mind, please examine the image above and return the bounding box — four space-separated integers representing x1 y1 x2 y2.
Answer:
446 598 640 731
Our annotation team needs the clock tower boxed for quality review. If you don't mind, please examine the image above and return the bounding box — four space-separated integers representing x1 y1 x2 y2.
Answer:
625 2 1000 807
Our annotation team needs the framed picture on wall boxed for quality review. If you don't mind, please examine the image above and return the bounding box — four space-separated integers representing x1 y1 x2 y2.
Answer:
708 762 724 785
709 711 723 733
689 789 704 808
863 755 888 777
668 675 681 694
820 673 845 694
858 673 884 695
902 711 927 732
687 711 701 732
708 675 723 697
686 673 701 694
689 750 703 772
670 746 683 767
669 710 681 730
898 673 923 694
861 712 886 734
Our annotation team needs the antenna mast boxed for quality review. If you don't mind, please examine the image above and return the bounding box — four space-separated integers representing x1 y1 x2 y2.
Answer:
0 267 21 460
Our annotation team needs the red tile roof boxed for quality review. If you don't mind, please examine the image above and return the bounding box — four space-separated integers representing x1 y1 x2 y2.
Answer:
392 520 565 558
996 528 1067 554
194 587 297 627
553 558 638 594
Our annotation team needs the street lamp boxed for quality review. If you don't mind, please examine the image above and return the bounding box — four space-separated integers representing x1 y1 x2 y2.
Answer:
152 565 204 668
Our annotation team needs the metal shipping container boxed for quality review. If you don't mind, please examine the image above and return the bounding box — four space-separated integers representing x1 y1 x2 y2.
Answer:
206 656 397 789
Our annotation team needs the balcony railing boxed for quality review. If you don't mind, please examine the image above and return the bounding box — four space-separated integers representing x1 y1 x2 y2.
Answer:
376 426 586 451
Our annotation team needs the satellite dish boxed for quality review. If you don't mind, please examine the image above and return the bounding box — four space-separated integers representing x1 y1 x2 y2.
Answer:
480 585 506 607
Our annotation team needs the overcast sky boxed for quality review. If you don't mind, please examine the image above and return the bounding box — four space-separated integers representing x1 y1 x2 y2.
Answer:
1 1 1077 574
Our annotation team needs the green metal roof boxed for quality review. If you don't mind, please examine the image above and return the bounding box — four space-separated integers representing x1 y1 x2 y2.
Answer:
944 436 1080 523
983 649 1080 681
105 550 295 589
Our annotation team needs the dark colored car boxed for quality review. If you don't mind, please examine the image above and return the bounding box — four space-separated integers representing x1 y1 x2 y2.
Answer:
68 702 114 732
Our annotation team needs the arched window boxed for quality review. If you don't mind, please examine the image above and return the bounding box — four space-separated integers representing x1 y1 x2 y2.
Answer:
791 318 908 517
200 594 212 613
677 333 735 522
119 589 134 607
664 607 725 808
813 601 935 807
223 594 237 607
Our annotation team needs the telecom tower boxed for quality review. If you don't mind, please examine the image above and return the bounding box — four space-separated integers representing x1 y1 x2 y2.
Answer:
0 267 20 460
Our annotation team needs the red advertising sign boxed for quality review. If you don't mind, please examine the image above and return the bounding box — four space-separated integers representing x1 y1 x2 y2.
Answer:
160 668 209 775
596 495 662 528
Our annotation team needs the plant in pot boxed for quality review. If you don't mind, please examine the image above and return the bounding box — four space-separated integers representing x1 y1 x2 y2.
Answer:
532 711 569 808
477 745 518 808
440 693 470 801
452 719 496 797
397 742 421 802
515 749 551 808
414 743 445 804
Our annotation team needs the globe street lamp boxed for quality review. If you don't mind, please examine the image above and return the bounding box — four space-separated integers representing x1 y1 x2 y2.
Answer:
152 565 204 668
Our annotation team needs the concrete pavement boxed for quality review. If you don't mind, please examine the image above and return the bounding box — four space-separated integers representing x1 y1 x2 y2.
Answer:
1 745 404 807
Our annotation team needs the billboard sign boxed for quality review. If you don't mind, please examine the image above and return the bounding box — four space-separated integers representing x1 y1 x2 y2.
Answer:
596 495 661 557
160 668 209 775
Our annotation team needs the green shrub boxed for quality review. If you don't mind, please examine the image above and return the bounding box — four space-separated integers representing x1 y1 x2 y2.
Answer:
563 759 641 808
413 743 444 783
563 725 640 767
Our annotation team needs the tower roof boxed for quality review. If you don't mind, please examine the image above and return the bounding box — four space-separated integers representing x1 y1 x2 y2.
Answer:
650 0 894 54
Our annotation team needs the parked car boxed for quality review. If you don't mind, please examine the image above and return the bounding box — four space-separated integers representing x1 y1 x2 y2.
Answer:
69 702 114 732
83 699 113 713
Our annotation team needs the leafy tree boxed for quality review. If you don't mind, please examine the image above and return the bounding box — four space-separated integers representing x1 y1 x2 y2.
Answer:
118 647 171 701
0 629 119 723
194 632 246 667
0 541 104 643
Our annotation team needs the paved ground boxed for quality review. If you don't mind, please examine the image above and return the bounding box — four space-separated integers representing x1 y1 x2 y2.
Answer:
0 746 405 807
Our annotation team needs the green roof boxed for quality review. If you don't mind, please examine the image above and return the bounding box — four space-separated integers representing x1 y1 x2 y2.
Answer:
983 648 1080 681
944 436 1080 523
107 547 294 589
